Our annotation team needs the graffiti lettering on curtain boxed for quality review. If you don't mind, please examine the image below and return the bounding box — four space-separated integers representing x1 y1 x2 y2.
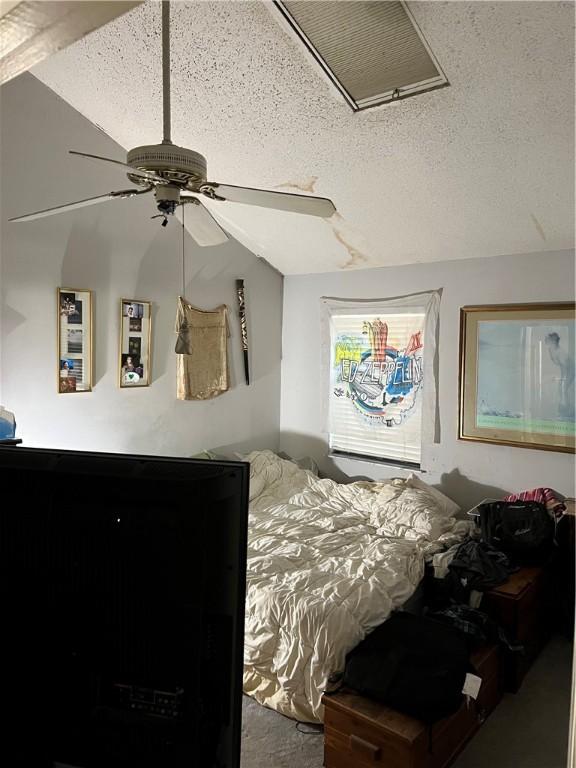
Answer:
331 312 425 430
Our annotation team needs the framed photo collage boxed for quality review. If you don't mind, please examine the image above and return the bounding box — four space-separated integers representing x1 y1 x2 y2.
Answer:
57 289 152 393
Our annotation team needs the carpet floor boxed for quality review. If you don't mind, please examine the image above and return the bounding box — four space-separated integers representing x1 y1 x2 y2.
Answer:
240 633 573 768
241 697 324 768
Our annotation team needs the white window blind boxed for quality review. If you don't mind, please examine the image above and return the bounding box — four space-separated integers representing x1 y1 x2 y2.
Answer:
321 292 440 467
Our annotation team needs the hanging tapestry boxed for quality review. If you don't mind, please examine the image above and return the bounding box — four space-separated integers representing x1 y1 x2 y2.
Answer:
320 291 440 465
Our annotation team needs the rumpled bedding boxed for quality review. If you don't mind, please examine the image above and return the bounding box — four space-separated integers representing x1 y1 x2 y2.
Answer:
243 450 472 722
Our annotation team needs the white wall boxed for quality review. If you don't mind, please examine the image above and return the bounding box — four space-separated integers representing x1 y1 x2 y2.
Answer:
0 74 283 457
2 74 574 504
280 250 575 510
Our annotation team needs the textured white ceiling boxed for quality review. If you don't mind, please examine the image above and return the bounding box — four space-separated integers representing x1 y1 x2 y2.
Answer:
32 0 575 274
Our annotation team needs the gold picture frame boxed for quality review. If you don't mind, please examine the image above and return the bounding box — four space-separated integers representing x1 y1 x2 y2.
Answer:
57 288 93 393
459 303 575 453
119 299 152 388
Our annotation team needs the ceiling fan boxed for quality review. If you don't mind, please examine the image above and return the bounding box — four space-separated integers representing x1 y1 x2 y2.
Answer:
9 1 336 246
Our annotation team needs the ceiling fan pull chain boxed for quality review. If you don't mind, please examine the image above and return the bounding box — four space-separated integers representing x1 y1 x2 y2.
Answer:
181 202 186 296
162 0 172 145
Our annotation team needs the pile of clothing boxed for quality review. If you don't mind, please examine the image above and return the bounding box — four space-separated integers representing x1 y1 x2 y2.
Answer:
427 485 570 644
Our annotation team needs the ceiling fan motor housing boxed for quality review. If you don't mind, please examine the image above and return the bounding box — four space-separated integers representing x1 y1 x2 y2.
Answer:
127 143 207 189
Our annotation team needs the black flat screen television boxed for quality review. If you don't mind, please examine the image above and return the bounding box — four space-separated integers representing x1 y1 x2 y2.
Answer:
0 446 249 768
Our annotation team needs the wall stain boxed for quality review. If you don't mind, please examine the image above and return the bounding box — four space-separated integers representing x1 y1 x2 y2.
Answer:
275 176 318 193
530 212 547 242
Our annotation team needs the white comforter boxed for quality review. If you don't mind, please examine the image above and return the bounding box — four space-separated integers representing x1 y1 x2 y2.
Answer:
243 451 470 723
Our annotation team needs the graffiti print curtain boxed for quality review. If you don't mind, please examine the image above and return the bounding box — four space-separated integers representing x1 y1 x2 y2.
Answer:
320 291 440 466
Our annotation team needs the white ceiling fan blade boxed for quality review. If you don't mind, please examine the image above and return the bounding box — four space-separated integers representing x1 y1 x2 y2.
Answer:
200 182 336 218
9 188 151 223
181 198 229 247
69 150 167 184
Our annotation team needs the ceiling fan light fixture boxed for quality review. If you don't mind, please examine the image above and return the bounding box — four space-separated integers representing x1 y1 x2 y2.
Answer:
154 184 180 217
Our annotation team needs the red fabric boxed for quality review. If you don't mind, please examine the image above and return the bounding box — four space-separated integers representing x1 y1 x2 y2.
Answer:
504 487 566 519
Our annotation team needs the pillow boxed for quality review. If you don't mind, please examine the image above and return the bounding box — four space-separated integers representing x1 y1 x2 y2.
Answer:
406 474 461 516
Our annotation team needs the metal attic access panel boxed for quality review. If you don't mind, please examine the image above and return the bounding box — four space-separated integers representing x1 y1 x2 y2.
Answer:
276 0 448 111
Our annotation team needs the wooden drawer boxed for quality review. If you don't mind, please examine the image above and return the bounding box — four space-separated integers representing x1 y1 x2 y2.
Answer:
483 567 549 642
469 643 502 721
430 700 476 768
483 566 551 691
324 697 428 768
324 728 428 768
476 665 501 720
428 680 500 768
470 643 500 682
323 644 501 768
430 646 501 768
324 743 420 768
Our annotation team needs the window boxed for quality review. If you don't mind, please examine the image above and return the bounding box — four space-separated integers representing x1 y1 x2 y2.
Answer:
321 293 439 467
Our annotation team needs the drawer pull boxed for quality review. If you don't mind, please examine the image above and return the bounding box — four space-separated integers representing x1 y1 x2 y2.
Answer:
350 734 381 760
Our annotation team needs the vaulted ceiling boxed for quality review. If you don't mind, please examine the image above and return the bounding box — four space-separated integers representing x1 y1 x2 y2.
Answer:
32 1 575 275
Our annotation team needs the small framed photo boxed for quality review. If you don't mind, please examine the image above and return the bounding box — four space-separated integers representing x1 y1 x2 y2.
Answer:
459 303 575 453
119 299 152 387
58 288 93 393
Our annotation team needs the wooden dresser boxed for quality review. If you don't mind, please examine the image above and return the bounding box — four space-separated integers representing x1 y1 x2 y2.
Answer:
482 565 552 691
323 644 501 768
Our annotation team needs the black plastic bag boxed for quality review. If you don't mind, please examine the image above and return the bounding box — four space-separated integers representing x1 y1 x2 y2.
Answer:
341 612 469 723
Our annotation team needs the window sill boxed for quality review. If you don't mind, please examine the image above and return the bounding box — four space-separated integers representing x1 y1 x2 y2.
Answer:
329 450 424 472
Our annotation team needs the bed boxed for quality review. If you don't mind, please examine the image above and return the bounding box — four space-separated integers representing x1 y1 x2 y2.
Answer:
242 451 472 723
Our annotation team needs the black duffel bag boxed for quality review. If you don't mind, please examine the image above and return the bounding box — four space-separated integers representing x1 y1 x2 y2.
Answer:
477 500 554 564
341 612 469 723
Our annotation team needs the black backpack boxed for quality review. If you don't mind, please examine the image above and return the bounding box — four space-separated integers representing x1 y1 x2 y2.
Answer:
478 500 554 564
340 612 469 722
